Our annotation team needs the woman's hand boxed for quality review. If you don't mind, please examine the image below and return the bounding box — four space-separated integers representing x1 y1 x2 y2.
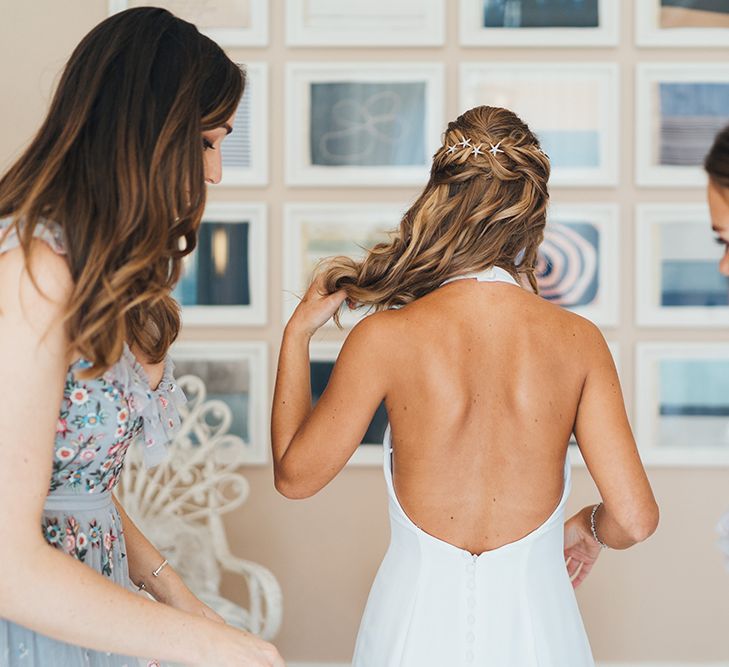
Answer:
202 624 285 667
563 506 602 589
288 273 347 337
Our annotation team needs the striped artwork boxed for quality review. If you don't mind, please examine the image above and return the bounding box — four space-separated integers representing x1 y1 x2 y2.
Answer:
222 84 252 170
659 82 729 166
537 222 599 309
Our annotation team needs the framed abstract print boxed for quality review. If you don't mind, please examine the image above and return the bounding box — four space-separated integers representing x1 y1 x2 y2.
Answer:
460 63 619 187
109 0 269 46
636 63 729 187
282 203 404 327
636 203 729 327
310 341 388 465
538 204 619 327
285 0 445 47
173 202 267 326
460 0 619 47
171 341 269 464
636 343 729 466
219 62 268 188
636 0 729 47
285 62 444 187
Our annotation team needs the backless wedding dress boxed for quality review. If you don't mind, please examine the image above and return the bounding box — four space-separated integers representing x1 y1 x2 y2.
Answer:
351 266 595 667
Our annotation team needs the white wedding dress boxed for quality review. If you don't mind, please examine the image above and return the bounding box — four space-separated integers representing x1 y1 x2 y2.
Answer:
352 267 595 667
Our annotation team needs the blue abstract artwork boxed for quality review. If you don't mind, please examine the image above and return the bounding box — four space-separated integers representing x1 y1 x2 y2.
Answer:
659 82 729 166
309 82 426 167
537 221 599 308
483 0 599 28
658 220 729 307
660 359 729 417
174 221 251 307
172 358 251 442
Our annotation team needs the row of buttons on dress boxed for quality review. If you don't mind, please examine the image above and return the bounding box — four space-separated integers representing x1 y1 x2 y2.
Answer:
464 552 477 663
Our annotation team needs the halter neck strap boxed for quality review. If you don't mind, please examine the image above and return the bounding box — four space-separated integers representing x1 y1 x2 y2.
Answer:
440 265 520 288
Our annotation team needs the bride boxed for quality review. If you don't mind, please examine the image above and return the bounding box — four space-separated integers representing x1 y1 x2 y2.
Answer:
271 105 659 666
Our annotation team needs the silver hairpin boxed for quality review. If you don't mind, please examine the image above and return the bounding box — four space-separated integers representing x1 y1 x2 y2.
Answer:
538 147 550 159
472 144 484 157
459 138 472 148
488 142 504 157
447 144 458 154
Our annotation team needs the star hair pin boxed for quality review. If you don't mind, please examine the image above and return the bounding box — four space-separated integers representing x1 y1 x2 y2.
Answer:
446 144 458 154
471 144 485 157
459 137 472 148
488 141 504 157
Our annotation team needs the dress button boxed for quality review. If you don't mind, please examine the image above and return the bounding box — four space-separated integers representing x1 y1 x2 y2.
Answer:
467 578 476 590
466 649 474 662
467 596 476 608
467 613 475 625
466 631 475 643
466 562 475 573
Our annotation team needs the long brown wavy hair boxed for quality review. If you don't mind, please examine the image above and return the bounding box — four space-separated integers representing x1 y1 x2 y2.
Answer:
321 106 550 326
706 124 729 189
0 8 244 375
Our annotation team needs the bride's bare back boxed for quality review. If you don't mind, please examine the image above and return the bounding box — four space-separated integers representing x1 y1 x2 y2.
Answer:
384 278 594 554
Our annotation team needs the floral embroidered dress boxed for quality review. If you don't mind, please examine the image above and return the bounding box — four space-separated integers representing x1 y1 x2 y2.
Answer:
0 218 186 667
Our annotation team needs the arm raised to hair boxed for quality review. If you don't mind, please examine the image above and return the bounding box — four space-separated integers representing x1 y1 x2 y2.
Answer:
272 277 390 498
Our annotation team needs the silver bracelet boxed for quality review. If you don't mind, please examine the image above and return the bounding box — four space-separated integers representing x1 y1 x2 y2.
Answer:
590 503 609 549
152 558 169 577
136 559 169 591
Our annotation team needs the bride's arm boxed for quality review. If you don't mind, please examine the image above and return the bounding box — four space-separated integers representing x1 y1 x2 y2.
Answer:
570 321 659 550
271 275 389 498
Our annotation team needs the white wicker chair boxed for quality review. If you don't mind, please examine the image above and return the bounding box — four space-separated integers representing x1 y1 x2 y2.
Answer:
118 374 282 640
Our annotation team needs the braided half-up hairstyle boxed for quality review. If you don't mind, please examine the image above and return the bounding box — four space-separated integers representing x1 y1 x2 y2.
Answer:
320 105 550 326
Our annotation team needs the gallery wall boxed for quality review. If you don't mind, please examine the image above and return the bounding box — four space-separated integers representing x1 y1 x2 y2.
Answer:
2 0 729 664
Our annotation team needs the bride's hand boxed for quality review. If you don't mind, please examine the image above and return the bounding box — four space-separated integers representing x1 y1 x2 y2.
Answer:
563 506 602 589
289 273 348 337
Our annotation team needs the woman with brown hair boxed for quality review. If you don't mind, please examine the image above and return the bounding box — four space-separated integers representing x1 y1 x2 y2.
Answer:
0 8 282 667
272 106 659 666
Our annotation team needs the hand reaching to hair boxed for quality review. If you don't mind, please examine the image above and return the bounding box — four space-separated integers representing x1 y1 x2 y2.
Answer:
563 507 602 589
289 273 348 337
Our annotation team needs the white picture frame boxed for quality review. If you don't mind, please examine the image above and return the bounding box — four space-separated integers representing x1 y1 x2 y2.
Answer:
636 203 729 328
460 0 619 47
282 202 406 328
285 62 445 187
174 202 267 326
541 203 620 327
171 340 269 464
636 1 729 48
635 63 729 188
460 62 619 188
285 0 445 47
310 341 387 466
636 342 729 467
108 0 269 47
220 62 268 188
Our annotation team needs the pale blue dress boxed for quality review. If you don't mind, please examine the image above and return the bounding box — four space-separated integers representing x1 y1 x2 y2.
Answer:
0 218 186 666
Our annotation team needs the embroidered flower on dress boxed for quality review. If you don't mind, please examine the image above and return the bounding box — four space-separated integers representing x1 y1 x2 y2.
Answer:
69 386 90 405
56 446 75 461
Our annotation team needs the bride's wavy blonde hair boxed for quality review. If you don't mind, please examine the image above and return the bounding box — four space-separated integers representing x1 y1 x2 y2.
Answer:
321 106 550 325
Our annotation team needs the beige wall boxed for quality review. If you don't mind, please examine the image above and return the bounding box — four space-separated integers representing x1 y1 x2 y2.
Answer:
2 0 729 663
